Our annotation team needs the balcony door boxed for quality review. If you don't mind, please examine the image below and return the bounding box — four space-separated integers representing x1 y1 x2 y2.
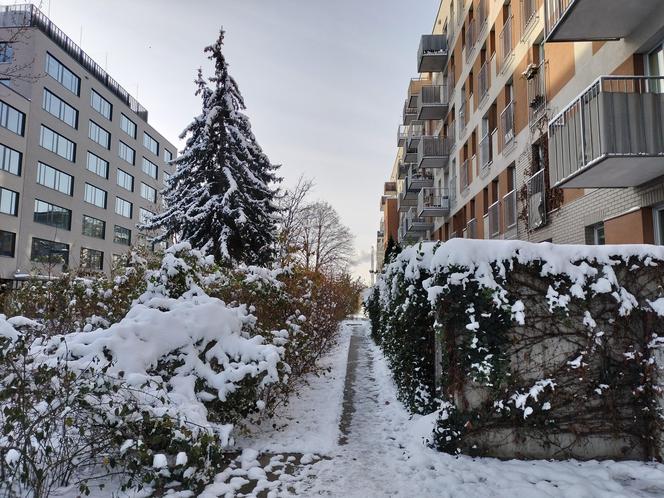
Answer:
647 44 664 92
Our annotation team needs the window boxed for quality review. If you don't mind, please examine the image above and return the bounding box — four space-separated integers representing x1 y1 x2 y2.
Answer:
36 162 74 196
163 171 171 186
143 132 159 155
120 113 136 138
586 222 606 245
0 187 18 215
90 89 112 119
113 225 131 246
0 143 21 175
89 120 110 149
116 169 134 191
164 149 173 162
139 207 154 224
0 230 15 257
40 125 75 161
0 100 25 135
31 238 69 265
82 215 105 239
80 247 104 271
655 205 664 244
42 89 77 128
84 183 107 208
142 157 158 179
140 183 156 202
118 141 135 165
45 53 80 95
33 199 71 230
115 197 132 218
0 43 14 64
86 152 109 179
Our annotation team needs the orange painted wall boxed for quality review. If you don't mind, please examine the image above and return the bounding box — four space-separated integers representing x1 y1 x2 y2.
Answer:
604 208 655 244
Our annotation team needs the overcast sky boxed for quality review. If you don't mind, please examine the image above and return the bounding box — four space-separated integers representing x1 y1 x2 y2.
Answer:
41 0 439 282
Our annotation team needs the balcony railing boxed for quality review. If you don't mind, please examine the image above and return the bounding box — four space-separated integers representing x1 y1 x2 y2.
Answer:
0 4 149 121
398 190 418 213
548 76 664 188
521 0 538 39
397 161 411 180
406 168 434 192
503 189 517 230
418 34 449 73
403 99 418 125
466 218 478 239
418 84 450 120
488 200 501 239
500 100 515 151
480 131 492 172
418 136 452 168
526 60 547 127
478 60 489 103
499 15 514 73
448 120 456 148
405 207 433 234
465 18 477 65
527 168 546 229
418 187 450 217
399 122 424 150
460 158 469 189
477 0 488 32
449 174 457 207
459 99 467 133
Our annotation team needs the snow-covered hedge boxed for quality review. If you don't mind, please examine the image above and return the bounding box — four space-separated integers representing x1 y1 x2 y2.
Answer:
366 240 664 460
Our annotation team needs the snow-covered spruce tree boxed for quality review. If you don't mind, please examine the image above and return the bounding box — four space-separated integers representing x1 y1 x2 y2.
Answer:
141 29 280 266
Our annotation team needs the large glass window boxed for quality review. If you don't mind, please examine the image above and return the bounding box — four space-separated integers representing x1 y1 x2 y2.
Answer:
117 169 134 191
0 230 15 257
80 247 104 271
120 114 137 138
84 183 107 208
36 162 74 196
142 157 158 179
0 43 14 64
143 132 159 155
82 215 105 239
40 125 75 161
118 141 135 165
113 225 131 246
33 199 71 230
45 53 80 95
86 152 109 179
42 89 77 128
90 89 112 119
31 237 69 265
0 143 21 175
115 197 132 218
0 100 24 135
0 187 18 215
139 207 154 224
89 120 110 149
140 182 157 202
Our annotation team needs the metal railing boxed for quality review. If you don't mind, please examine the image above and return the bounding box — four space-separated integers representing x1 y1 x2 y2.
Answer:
448 120 456 148
418 187 450 214
527 168 546 229
465 18 477 65
449 174 457 206
548 75 664 187
544 0 574 39
420 84 449 106
399 122 424 145
500 100 515 150
403 99 418 123
480 131 492 171
405 207 428 232
521 0 538 38
478 0 488 31
478 60 489 102
467 218 478 239
499 15 514 73
488 200 501 238
527 60 547 127
418 136 451 159
406 168 433 191
460 158 469 189
459 99 467 132
0 4 149 121
503 189 517 229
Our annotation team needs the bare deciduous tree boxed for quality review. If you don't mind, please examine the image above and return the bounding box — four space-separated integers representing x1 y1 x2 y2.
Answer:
276 175 315 266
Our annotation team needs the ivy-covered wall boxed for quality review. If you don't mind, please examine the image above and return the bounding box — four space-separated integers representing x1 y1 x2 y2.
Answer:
366 240 664 461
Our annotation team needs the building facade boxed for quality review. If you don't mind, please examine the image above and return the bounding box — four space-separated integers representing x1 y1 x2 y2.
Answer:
0 5 176 281
377 0 664 266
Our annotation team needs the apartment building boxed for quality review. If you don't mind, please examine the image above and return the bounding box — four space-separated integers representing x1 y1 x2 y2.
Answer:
0 5 176 282
377 0 664 263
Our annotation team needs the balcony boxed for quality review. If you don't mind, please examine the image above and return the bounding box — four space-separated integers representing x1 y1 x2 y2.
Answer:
498 15 514 73
417 136 452 169
478 60 489 104
521 0 539 39
418 187 450 217
548 76 664 188
544 0 661 43
417 84 449 121
464 18 477 65
477 0 488 32
488 200 501 239
405 207 433 235
403 99 418 125
466 218 478 239
500 100 515 151
398 122 424 149
526 60 547 128
398 191 417 213
480 131 492 173
384 181 397 196
397 161 411 180
527 169 547 228
406 168 434 193
417 34 449 73
503 189 517 230
460 158 470 190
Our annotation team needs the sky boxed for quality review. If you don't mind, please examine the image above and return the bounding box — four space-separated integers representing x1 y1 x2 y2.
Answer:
39 0 440 283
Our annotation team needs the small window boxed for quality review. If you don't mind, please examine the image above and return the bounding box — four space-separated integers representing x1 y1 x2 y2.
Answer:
90 89 112 120
82 215 105 239
116 169 134 192
163 171 171 187
120 113 137 138
113 225 131 246
0 229 15 257
40 125 75 161
587 222 606 245
33 199 71 230
0 143 21 175
86 152 109 179
142 157 158 179
45 53 80 96
164 149 173 162
31 237 69 266
118 141 135 165
89 120 111 149
143 132 159 155
36 162 74 196
0 43 14 64
115 197 132 218
0 187 18 216
84 183 107 209
80 247 104 271
42 89 78 128
140 182 157 202
139 207 154 224
0 100 25 135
